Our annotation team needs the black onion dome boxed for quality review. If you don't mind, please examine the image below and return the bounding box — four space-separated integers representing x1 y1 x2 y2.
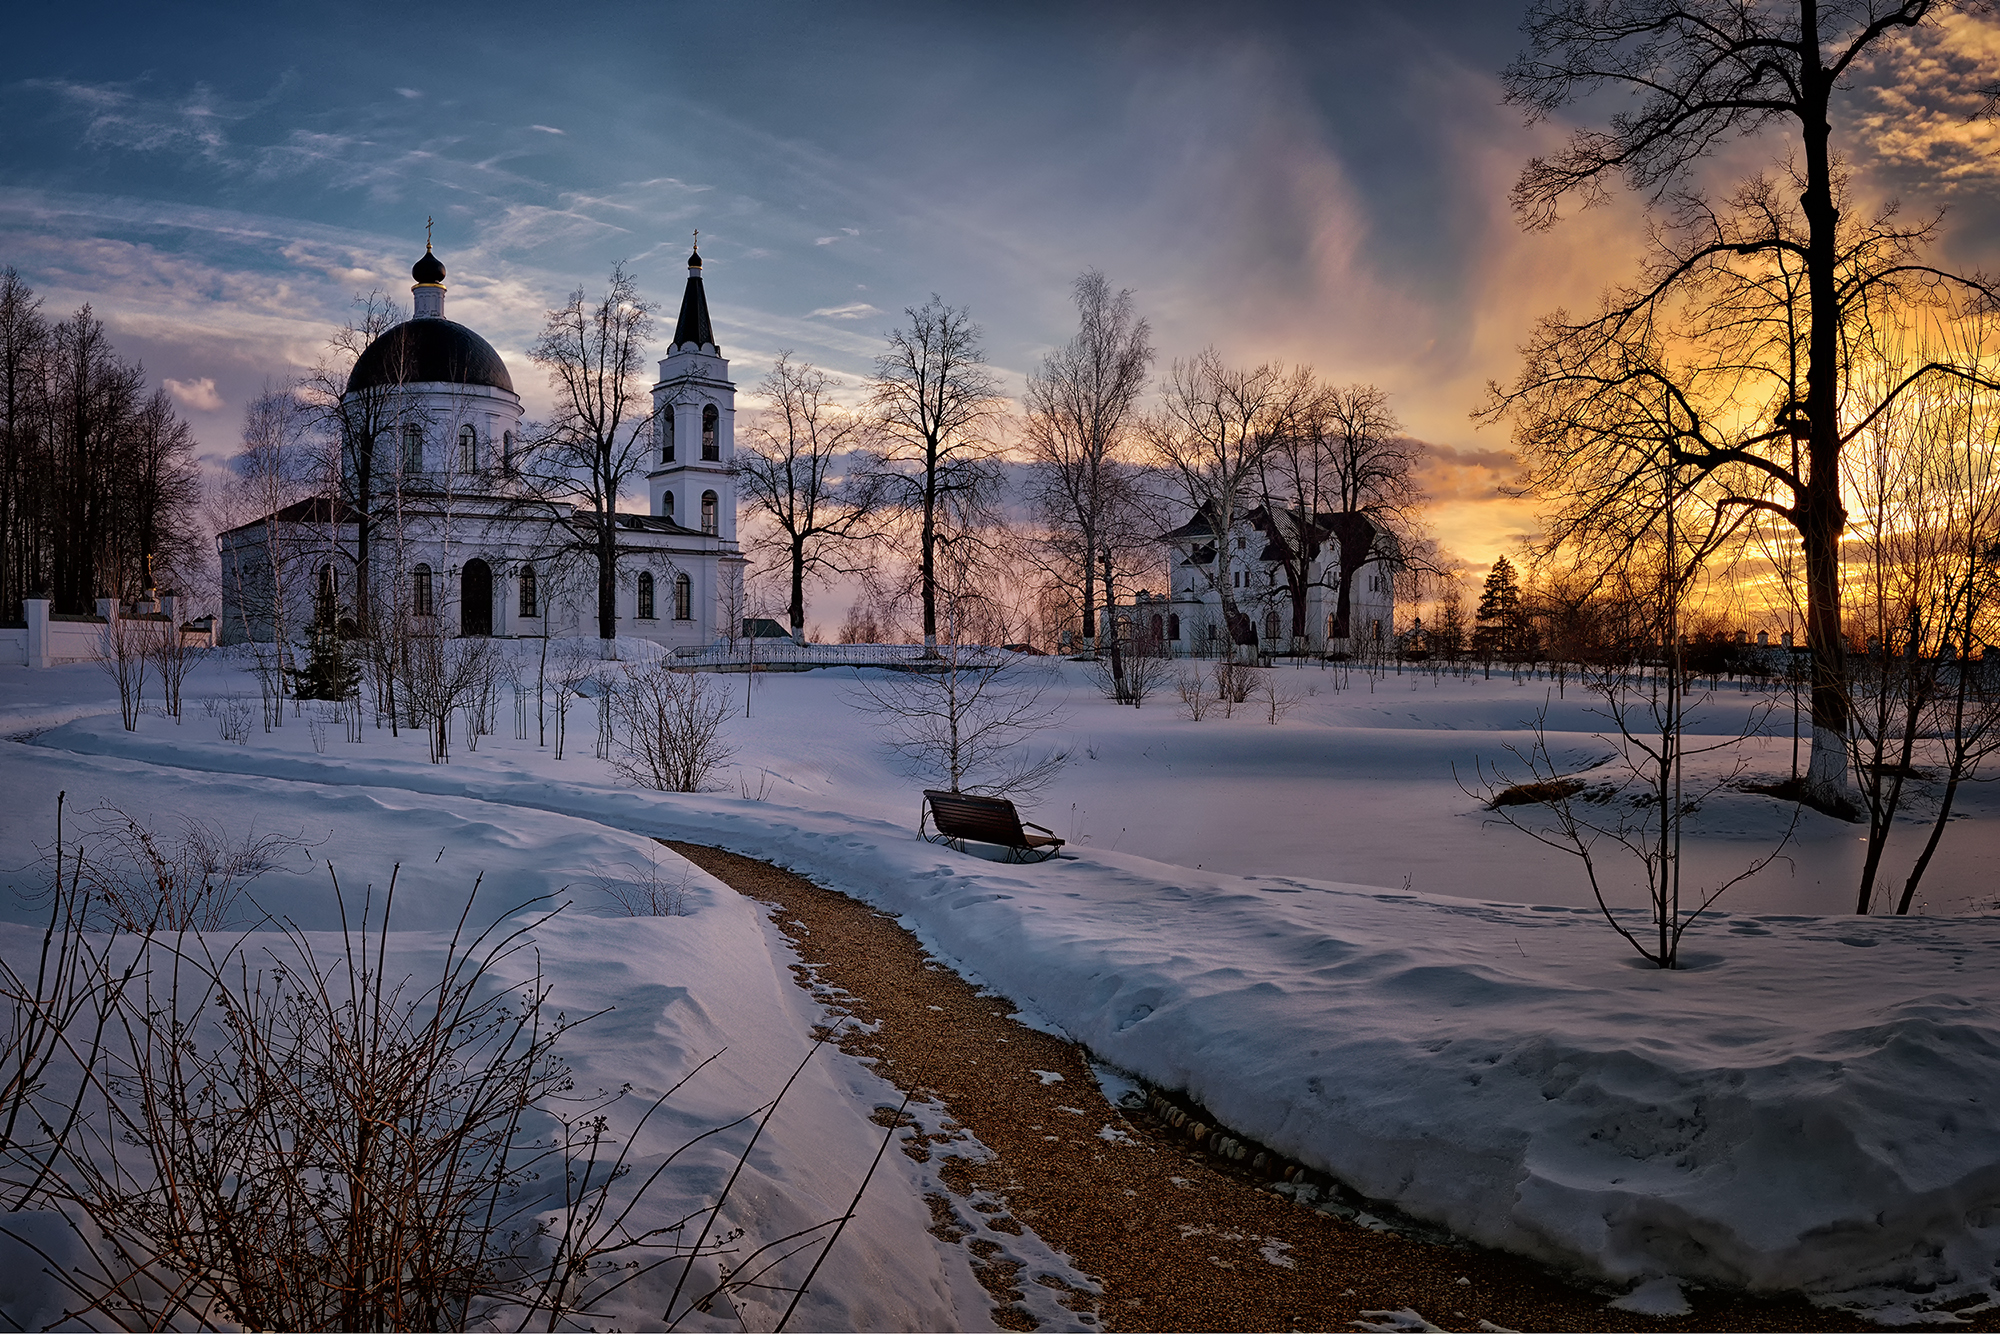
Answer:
346 319 515 395
412 247 446 285
686 247 702 269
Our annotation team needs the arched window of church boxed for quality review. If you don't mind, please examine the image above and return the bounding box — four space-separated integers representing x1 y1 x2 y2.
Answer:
637 572 656 620
518 564 538 618
401 424 423 474
700 490 718 535
502 431 515 473
412 564 434 617
663 491 675 519
661 409 675 462
1263 609 1281 643
673 572 692 620
1168 613 1180 641
458 425 476 472
701 404 719 460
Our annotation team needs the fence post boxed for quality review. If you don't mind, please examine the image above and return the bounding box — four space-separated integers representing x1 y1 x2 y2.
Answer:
25 598 49 669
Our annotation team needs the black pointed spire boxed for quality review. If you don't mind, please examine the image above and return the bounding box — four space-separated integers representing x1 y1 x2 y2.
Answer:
671 244 715 350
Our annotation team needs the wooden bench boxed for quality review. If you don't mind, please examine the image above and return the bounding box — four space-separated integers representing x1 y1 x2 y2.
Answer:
920 789 1067 863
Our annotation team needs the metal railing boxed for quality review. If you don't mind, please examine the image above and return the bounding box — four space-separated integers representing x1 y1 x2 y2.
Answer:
670 640 1016 669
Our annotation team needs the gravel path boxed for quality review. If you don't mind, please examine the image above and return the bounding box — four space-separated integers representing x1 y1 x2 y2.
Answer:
666 841 1929 1333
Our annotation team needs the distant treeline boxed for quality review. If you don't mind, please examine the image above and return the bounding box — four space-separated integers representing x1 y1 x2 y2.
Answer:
0 267 202 621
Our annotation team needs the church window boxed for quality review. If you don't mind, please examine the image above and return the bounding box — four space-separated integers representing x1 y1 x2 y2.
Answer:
502 430 516 473
637 572 656 619
518 564 538 618
663 491 675 519
673 572 692 620
401 424 423 473
701 404 719 460
412 564 434 617
458 425 477 472
700 490 718 535
1168 613 1180 641
1264 610 1280 642
661 409 675 462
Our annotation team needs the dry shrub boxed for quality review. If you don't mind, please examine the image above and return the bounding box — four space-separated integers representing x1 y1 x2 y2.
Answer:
1488 777 1586 809
612 659 736 792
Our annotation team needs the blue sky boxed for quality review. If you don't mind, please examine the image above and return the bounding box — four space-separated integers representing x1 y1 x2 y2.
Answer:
6 0 2000 568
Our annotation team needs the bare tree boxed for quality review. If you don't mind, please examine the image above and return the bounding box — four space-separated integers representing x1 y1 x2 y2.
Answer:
1254 380 1424 648
1023 271 1155 654
1143 352 1295 660
400 632 499 764
303 291 404 634
738 354 879 643
847 552 1067 797
865 296 1007 654
528 264 657 644
1488 0 2000 810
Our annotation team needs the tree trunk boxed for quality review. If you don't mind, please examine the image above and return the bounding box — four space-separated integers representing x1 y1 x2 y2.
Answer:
790 534 807 642
1799 21 1851 808
598 515 616 641
921 460 938 653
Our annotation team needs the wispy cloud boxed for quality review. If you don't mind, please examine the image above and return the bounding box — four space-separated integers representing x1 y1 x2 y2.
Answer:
530 124 565 135
808 302 881 320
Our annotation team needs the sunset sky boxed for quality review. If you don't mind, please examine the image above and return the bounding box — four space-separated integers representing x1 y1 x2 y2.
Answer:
7 0 2000 579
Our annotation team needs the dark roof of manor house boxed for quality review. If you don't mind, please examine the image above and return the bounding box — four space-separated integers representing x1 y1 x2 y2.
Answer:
346 318 516 396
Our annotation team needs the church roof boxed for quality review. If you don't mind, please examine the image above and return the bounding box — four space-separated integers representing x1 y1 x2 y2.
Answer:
346 318 515 395
671 251 716 351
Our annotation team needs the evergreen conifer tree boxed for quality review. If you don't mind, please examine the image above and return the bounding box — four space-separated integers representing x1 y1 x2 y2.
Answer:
1472 556 1522 662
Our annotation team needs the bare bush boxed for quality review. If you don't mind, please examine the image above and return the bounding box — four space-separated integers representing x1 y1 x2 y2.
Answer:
1212 660 1262 717
611 659 736 792
1086 634 1172 707
1259 673 1304 724
46 876 592 1330
1175 668 1213 721
144 619 205 723
0 793 134 1212
94 616 148 731
594 847 697 917
203 693 253 744
64 803 306 932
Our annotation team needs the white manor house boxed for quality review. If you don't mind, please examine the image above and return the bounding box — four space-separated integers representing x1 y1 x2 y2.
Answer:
1101 505 1397 658
220 243 745 648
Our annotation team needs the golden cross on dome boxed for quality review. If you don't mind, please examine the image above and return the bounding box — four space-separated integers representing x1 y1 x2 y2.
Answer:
426 215 434 249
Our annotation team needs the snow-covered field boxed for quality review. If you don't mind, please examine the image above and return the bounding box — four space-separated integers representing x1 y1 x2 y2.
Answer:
4 650 2000 1326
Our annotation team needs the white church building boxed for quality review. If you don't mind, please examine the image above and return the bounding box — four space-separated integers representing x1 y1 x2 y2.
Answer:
220 243 745 649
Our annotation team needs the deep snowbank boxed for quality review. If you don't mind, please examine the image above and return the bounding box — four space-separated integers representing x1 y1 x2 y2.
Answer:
30 708 2000 1322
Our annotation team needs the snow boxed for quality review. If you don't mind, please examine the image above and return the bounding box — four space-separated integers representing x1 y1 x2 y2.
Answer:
5 652 2000 1325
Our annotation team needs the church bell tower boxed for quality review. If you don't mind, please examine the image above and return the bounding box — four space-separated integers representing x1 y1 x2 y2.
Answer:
648 245 736 545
